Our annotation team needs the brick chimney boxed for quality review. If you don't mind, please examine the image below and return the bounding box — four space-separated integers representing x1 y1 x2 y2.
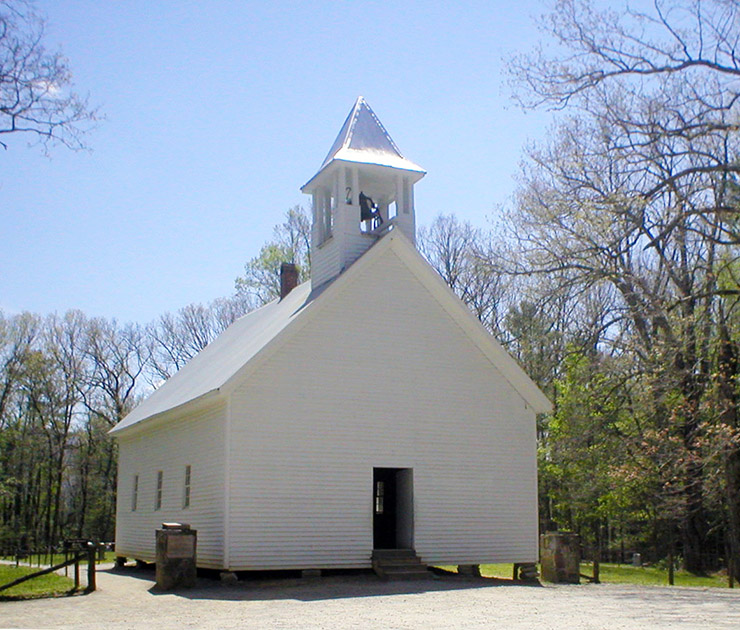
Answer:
280 262 299 299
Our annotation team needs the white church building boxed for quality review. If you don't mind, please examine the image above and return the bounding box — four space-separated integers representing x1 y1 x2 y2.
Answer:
111 97 551 575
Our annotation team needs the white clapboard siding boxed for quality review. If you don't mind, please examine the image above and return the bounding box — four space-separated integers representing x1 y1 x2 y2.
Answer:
343 231 376 267
226 248 537 570
114 401 226 568
311 236 341 288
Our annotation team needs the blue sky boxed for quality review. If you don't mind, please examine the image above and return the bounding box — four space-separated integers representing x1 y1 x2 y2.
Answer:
1 0 552 323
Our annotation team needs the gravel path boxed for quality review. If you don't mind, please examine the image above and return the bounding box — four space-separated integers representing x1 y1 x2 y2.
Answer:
2 565 740 630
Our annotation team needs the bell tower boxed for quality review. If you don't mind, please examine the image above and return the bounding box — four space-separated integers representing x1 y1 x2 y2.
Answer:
301 97 425 289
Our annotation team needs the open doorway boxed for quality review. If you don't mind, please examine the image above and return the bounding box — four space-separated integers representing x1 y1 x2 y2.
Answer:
373 468 413 549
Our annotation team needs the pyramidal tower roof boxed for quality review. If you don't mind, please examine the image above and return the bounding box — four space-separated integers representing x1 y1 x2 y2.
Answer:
305 97 425 188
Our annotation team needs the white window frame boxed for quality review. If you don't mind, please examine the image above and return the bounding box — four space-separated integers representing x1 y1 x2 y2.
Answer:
155 470 163 511
183 465 191 509
132 474 139 511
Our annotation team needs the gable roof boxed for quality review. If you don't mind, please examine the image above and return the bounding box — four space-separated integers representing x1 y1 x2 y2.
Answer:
110 280 325 434
302 97 425 191
112 232 551 436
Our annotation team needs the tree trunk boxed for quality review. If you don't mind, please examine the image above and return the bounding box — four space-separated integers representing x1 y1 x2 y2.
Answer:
676 345 708 575
681 459 707 574
726 451 740 582
718 328 740 582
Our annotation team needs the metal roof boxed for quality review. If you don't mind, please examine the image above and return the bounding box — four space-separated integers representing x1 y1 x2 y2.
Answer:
110 281 319 433
303 97 425 190
111 233 551 436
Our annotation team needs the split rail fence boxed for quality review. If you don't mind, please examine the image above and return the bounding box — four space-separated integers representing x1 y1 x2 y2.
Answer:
0 540 101 594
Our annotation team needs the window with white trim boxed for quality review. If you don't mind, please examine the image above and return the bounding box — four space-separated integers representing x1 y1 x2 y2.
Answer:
155 470 163 510
183 465 191 509
132 474 138 511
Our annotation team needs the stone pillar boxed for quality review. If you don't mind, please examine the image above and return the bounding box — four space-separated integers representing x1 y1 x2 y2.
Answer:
155 522 197 590
540 532 581 584
220 571 238 584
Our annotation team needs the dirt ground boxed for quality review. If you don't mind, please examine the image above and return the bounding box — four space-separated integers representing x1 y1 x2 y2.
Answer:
2 564 740 630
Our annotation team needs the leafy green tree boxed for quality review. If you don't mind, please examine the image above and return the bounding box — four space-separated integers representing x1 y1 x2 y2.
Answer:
540 351 627 549
235 206 311 305
508 0 740 574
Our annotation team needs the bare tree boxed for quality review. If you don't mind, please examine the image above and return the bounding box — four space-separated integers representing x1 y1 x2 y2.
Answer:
0 311 38 426
509 0 740 575
418 214 508 333
0 0 97 151
147 294 251 382
511 0 740 198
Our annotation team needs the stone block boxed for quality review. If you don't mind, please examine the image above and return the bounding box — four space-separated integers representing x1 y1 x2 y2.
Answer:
540 532 581 584
155 523 197 590
220 571 238 584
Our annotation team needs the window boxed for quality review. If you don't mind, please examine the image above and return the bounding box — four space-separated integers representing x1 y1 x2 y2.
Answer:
183 465 191 509
403 177 411 214
316 188 334 245
155 471 163 510
375 481 384 514
132 475 138 511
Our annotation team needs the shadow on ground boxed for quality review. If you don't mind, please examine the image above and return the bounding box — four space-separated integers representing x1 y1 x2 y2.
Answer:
106 565 540 602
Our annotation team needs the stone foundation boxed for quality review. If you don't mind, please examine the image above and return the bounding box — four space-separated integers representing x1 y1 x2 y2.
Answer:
155 523 197 590
540 532 581 583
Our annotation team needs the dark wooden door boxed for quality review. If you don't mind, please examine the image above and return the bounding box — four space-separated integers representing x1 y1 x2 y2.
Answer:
373 468 398 549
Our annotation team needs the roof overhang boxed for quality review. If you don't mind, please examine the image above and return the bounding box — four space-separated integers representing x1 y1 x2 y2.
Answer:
109 389 223 439
301 157 426 194
302 96 426 194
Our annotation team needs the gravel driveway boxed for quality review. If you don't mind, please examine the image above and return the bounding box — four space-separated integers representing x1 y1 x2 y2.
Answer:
2 564 740 629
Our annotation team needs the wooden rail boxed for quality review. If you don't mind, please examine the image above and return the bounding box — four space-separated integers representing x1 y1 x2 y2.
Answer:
0 544 97 594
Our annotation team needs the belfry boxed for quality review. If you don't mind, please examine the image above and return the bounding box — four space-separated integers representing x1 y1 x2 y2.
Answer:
301 97 426 288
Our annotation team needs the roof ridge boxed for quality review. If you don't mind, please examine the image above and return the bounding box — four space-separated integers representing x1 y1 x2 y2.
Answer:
361 99 403 157
318 96 414 173
341 96 364 152
302 98 425 200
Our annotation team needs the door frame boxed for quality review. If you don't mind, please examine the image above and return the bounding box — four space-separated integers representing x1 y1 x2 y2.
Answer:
372 467 414 549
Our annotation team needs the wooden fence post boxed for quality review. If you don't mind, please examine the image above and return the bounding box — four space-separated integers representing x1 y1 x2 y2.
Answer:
729 555 734 589
74 556 80 590
86 544 96 592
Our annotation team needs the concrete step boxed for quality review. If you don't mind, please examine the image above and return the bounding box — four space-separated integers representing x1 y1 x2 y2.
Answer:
376 560 427 571
372 548 417 559
372 548 431 580
377 560 425 569
383 564 428 574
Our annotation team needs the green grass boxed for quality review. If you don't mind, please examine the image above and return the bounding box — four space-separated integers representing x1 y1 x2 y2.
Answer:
479 563 517 578
434 563 515 578
0 564 76 599
582 562 730 588
436 562 732 588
